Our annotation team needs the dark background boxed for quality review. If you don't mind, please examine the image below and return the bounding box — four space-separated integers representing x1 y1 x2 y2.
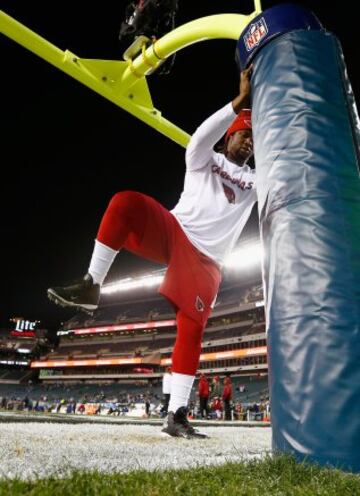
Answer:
1 1 358 328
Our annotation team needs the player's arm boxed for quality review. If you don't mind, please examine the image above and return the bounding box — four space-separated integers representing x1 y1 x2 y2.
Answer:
186 66 253 171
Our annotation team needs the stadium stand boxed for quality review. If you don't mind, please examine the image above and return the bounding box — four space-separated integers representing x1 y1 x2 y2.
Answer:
28 272 267 382
1 239 270 419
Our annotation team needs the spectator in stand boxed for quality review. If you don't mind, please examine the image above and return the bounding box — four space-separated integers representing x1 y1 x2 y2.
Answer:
56 399 63 413
211 375 222 399
222 375 232 421
23 396 31 411
198 373 210 419
145 397 151 417
234 402 242 421
188 400 195 419
160 367 172 417
108 402 121 416
121 405 129 416
212 397 222 420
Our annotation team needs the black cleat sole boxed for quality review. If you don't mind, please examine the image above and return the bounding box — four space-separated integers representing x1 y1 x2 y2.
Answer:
161 428 208 439
47 289 97 314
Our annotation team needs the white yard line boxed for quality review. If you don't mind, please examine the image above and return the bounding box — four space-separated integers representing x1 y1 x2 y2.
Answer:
0 423 271 480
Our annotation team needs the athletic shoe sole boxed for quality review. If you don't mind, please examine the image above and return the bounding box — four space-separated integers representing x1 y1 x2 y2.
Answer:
161 429 190 439
161 428 208 439
47 288 97 313
187 431 209 439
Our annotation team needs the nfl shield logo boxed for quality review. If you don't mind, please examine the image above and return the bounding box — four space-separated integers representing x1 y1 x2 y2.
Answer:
243 18 268 52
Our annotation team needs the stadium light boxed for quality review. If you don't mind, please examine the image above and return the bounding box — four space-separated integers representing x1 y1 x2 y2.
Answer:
101 272 165 294
101 242 262 294
224 242 263 270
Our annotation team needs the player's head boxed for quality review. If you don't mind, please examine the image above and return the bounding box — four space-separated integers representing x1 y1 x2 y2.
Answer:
224 109 253 165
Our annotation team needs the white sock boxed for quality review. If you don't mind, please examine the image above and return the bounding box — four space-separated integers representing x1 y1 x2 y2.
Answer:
168 372 195 413
88 240 118 285
162 372 172 396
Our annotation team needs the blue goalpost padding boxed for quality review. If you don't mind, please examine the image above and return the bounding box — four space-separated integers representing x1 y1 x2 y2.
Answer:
237 4 360 471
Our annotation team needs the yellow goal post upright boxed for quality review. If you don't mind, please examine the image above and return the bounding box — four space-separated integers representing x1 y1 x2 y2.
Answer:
0 1 262 148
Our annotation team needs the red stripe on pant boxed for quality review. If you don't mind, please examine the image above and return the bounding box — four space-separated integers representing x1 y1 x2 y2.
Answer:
97 190 205 376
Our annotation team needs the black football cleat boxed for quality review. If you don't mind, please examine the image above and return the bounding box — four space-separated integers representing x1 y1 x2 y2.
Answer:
162 406 208 439
47 273 100 312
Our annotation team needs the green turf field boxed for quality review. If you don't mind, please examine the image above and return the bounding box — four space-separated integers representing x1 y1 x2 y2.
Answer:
1 456 359 496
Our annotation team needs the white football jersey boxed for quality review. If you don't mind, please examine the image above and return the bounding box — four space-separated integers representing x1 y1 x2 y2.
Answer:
171 102 257 266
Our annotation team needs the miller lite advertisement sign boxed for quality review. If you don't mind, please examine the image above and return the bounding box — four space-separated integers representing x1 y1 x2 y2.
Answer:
10 318 37 337
243 18 268 52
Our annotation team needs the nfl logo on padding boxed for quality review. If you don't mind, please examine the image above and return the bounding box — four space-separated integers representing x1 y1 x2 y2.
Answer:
243 18 268 52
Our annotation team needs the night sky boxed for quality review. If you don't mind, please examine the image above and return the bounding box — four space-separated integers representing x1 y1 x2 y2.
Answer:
1 1 359 328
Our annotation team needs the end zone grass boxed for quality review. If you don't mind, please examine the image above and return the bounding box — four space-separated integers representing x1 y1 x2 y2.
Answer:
1 456 359 496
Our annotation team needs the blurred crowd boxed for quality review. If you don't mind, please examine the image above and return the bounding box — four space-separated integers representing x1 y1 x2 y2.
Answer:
0 372 270 422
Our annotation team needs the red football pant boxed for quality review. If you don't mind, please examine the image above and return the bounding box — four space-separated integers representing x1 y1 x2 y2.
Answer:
97 190 207 376
172 311 204 375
